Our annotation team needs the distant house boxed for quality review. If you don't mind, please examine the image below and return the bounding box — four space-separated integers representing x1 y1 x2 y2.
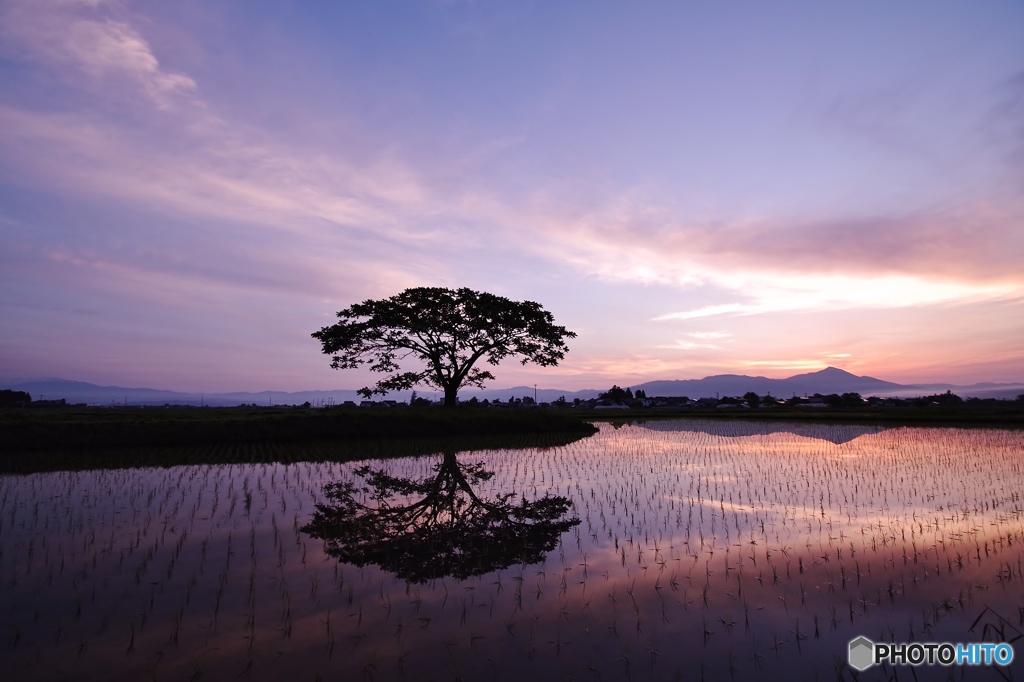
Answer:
594 403 630 410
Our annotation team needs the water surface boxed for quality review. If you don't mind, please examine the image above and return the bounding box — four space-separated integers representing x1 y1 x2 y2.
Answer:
2 421 1022 680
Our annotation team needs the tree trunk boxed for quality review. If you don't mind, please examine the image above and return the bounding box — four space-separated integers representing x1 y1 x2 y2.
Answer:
443 384 459 408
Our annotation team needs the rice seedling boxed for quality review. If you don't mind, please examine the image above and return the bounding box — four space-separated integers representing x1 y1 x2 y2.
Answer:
0 422 1021 679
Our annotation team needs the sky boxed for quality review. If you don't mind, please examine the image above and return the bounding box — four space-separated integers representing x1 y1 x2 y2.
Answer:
1 0 1023 393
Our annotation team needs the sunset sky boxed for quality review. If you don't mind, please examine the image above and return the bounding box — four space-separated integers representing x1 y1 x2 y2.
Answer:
2 0 1023 393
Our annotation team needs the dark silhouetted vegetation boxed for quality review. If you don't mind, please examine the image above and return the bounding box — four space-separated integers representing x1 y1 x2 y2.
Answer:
598 385 632 402
303 449 579 582
572 392 1024 429
914 389 963 407
0 429 593 475
0 405 597 457
0 389 31 408
312 287 575 407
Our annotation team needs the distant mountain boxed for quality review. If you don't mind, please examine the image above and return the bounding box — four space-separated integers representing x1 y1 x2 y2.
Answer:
0 378 368 407
632 367 903 399
3 368 1022 406
895 382 1024 400
0 378 598 407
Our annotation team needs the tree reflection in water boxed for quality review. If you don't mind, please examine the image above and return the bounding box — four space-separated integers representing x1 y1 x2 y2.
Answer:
303 450 580 582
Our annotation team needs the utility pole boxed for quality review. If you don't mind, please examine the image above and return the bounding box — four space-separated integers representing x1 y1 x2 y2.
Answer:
534 384 537 403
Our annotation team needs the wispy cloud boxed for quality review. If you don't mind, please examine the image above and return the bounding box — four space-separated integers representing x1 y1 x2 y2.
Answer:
653 305 751 321
649 273 1020 321
0 0 479 303
742 359 829 371
655 341 719 351
580 203 1017 282
2 1 1023 389
5 0 1022 313
688 331 732 340
1 0 198 109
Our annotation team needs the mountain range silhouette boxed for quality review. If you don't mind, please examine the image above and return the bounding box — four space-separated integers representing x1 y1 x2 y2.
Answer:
3 367 1022 406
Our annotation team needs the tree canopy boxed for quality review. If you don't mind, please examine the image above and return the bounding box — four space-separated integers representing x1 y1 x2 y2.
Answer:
598 385 631 402
0 390 31 408
312 287 576 406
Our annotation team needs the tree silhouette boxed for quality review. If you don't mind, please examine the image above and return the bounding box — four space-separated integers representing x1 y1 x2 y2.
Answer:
599 385 629 402
822 393 844 408
302 450 580 582
312 287 575 407
0 390 31 408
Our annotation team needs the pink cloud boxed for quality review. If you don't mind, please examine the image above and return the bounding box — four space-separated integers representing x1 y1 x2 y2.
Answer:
1 0 198 109
530 195 1024 286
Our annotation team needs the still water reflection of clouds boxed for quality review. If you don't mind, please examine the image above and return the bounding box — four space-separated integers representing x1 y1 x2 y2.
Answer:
1 422 1021 680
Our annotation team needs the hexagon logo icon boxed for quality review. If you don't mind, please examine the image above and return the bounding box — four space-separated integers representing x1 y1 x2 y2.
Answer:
848 636 875 671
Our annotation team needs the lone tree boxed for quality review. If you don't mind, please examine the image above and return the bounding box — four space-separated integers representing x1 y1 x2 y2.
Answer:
312 287 576 407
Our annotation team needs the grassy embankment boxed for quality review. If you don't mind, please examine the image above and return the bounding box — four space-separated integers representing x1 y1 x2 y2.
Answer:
0 406 598 472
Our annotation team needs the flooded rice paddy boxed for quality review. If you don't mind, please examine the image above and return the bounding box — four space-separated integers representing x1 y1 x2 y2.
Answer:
2 421 1023 681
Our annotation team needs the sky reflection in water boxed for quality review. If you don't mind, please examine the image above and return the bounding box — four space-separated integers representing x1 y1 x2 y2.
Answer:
1 421 1022 681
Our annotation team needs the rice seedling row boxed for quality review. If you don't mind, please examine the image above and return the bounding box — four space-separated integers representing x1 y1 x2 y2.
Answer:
1 421 1022 680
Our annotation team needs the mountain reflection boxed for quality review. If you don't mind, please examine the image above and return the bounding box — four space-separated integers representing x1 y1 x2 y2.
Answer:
636 419 886 445
303 450 580 583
